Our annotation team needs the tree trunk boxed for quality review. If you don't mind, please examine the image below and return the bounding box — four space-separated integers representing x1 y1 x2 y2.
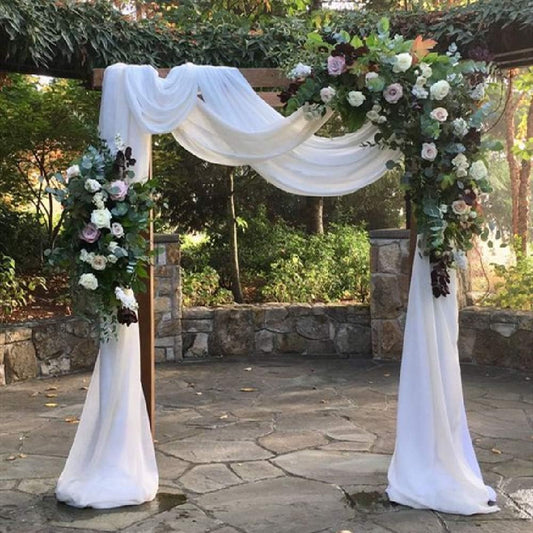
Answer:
517 95 533 253
504 70 523 236
227 167 244 303
305 197 324 235
310 0 322 10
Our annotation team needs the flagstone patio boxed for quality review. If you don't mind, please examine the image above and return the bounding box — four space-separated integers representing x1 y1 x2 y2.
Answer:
0 357 531 533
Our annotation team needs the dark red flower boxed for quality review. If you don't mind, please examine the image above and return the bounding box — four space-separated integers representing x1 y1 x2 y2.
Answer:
279 81 304 104
117 307 138 326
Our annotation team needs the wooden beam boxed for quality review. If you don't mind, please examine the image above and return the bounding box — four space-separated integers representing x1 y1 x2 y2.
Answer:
138 221 155 432
91 67 289 90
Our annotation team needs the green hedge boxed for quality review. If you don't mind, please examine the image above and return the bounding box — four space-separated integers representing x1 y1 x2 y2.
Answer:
1 1 531 80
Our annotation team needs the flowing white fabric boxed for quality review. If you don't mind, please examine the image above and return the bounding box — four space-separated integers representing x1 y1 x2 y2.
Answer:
99 63 399 194
386 250 497 515
56 323 158 508
57 62 496 514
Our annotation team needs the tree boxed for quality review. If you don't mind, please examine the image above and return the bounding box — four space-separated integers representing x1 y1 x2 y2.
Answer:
503 68 533 252
0 75 99 257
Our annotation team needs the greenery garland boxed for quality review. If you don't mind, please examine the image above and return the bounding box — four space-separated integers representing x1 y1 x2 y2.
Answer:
282 19 498 297
0 0 530 80
47 143 155 338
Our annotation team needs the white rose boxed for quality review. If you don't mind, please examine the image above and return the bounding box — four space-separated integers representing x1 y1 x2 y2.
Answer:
289 62 312 79
421 142 438 161
452 153 469 169
80 251 96 264
90 208 112 229
452 153 469 177
320 86 336 105
84 178 102 193
452 118 469 138
430 107 448 122
111 222 124 238
420 62 432 78
365 72 379 82
393 52 413 73
90 254 107 271
452 199 470 215
66 165 80 180
79 273 98 291
92 191 107 209
347 91 366 107
366 104 385 123
115 286 139 311
430 80 451 101
107 254 118 264
108 241 119 252
469 160 488 181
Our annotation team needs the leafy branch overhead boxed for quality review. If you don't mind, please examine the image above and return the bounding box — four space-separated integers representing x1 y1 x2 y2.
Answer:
0 0 532 80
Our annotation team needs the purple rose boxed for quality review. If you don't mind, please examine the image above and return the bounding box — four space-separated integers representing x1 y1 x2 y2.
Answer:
80 223 101 243
109 180 129 201
383 83 403 104
327 55 346 77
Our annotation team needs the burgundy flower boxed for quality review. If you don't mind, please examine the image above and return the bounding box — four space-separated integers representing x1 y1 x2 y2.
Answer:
430 257 451 298
331 42 369 66
80 223 101 244
280 81 304 104
117 307 138 326
463 189 477 206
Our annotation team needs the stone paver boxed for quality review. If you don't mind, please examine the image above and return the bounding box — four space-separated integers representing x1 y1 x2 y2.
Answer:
0 357 531 532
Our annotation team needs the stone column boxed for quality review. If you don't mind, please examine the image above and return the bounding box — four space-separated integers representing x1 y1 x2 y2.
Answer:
154 234 182 362
369 229 410 360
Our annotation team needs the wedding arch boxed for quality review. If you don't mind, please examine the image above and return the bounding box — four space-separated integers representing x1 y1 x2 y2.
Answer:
55 25 499 516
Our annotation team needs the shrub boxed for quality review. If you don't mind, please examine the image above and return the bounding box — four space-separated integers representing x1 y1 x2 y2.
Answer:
179 209 370 306
0 254 46 318
489 249 533 311
181 265 233 307
0 204 47 272
261 224 370 303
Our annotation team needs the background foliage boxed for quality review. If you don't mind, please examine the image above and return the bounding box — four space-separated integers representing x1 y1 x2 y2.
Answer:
1 0 531 80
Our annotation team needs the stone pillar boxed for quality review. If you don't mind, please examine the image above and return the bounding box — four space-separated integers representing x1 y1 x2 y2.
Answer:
369 229 410 360
154 234 182 362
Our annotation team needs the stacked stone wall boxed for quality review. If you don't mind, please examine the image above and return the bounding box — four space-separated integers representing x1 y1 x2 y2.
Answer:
181 304 372 359
0 318 98 385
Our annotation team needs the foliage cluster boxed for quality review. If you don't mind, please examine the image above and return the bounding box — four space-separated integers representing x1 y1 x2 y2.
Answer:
284 20 497 297
488 247 533 311
47 144 155 336
0 254 46 318
181 212 370 305
0 0 531 80
0 204 47 272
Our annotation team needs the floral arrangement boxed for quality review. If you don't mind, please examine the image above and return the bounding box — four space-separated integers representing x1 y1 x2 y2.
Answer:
48 141 155 338
281 19 498 297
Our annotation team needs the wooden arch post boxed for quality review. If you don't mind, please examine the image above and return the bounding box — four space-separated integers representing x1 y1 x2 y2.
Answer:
91 67 289 429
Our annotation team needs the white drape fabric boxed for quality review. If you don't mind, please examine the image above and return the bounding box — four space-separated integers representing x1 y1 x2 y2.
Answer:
56 324 158 508
99 63 398 194
58 62 496 514
386 250 497 515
